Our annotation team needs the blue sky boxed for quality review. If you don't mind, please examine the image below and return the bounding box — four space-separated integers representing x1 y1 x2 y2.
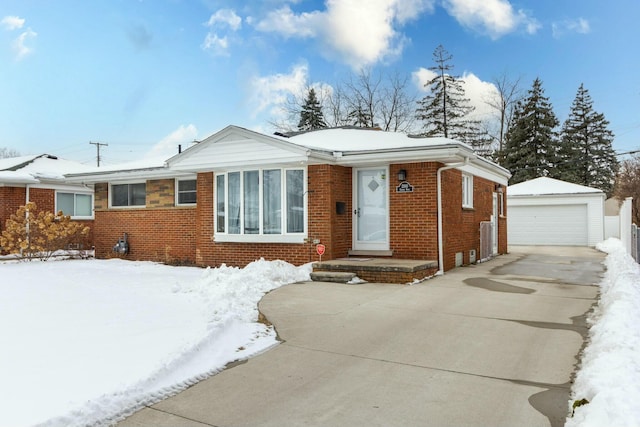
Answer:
0 0 638 166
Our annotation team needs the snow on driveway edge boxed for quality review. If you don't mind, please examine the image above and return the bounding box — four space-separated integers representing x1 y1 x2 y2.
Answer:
566 238 640 427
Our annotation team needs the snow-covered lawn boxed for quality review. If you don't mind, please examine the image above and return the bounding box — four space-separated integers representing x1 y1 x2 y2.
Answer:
0 258 311 427
567 238 640 427
3 240 638 427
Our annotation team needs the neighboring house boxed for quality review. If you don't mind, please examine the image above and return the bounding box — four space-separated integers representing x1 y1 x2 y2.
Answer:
0 154 95 248
507 177 605 247
65 126 510 272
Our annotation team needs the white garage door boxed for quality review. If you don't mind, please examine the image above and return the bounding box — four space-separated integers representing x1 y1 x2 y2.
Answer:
509 204 588 245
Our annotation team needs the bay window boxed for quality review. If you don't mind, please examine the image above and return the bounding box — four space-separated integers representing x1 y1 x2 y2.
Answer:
215 168 306 241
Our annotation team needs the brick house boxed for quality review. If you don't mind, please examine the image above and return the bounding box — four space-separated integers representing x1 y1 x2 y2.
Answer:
0 154 95 248
65 126 510 273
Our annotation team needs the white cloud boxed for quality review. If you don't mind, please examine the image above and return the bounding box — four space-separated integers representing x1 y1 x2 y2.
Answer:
202 9 242 55
248 63 309 118
255 5 319 38
442 0 539 39
552 18 590 38
147 124 198 159
12 28 37 60
206 9 242 31
413 68 498 122
460 72 500 122
255 0 436 69
202 33 229 55
412 67 438 90
1 15 25 31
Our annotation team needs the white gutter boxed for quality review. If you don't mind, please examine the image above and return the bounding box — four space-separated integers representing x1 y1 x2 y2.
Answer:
436 157 470 275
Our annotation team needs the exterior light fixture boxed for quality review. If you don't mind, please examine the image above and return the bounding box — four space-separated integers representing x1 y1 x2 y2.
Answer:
397 169 407 181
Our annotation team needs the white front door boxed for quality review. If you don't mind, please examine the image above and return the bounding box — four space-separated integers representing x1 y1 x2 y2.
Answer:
353 167 389 251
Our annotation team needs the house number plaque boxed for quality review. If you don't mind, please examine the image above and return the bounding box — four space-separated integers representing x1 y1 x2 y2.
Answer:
396 181 414 193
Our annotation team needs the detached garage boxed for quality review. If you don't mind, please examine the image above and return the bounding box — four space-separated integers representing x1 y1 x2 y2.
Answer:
508 177 605 246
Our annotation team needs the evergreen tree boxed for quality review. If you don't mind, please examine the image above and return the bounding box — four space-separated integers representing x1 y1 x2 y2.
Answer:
416 45 487 150
556 84 617 194
498 78 559 184
297 88 327 131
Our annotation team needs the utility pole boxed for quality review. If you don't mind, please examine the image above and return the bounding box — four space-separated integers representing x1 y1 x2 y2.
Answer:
89 141 108 166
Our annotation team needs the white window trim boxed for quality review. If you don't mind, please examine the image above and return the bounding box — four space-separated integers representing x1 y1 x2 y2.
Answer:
109 181 147 209
55 191 94 219
175 177 197 206
462 174 474 208
214 168 308 243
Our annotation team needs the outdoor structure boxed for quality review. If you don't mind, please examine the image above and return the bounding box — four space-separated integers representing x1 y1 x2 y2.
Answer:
65 126 510 280
0 154 95 248
507 177 605 247
605 197 634 255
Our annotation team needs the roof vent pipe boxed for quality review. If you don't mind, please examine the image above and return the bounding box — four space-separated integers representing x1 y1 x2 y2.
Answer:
436 157 470 275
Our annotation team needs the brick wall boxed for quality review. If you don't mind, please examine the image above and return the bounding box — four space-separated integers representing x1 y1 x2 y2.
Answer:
0 186 94 249
89 163 507 271
389 163 439 261
0 187 26 232
147 179 175 208
307 164 352 260
93 181 195 263
440 169 505 271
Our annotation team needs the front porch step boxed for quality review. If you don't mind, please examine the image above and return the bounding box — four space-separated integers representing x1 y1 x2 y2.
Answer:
347 249 394 257
310 271 358 284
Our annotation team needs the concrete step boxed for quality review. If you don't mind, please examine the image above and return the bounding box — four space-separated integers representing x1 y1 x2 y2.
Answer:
310 271 358 284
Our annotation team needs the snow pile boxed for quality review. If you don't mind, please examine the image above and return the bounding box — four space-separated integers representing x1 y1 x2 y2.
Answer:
0 258 310 427
567 238 640 427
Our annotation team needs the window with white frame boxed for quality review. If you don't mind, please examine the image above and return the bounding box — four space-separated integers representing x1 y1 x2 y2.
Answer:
111 183 146 207
498 192 505 216
215 168 305 238
56 192 93 218
462 174 473 208
176 178 197 205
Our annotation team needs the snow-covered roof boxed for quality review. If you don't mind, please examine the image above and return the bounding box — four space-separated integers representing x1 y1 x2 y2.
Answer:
508 177 604 196
0 154 94 185
279 127 468 153
70 125 510 185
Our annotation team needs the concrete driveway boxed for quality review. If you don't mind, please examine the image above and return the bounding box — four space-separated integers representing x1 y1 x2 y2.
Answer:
120 246 604 427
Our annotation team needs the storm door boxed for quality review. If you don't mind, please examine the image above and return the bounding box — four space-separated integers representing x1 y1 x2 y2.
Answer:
353 168 389 251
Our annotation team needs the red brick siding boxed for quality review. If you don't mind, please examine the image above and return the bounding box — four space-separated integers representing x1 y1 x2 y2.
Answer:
89 163 507 271
306 164 352 260
93 181 195 262
0 187 26 232
0 186 94 249
440 169 505 271
389 163 439 261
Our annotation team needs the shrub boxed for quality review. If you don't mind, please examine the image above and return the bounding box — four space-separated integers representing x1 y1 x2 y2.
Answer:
0 202 90 261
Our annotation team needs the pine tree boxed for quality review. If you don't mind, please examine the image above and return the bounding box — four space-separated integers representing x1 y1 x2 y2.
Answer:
556 84 617 194
297 88 327 131
416 45 487 150
498 78 559 184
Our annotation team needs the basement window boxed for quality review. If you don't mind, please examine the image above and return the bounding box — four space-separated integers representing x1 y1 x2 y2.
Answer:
214 168 306 243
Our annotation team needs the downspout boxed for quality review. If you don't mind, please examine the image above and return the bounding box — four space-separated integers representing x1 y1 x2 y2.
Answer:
25 184 31 255
436 157 469 275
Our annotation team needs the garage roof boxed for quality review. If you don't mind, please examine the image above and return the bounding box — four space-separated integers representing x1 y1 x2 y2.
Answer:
509 177 604 196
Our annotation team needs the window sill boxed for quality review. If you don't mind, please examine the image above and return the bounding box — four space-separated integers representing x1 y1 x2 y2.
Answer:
214 234 307 244
462 206 475 211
